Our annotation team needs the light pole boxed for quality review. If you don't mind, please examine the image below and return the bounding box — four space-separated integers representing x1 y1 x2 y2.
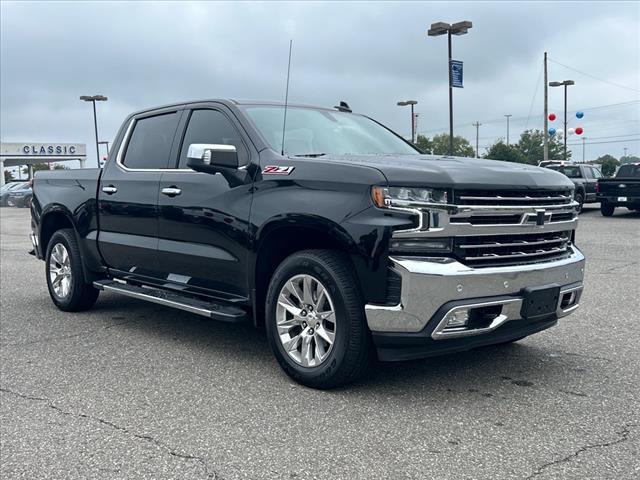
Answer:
582 137 587 163
80 95 108 167
472 121 481 157
504 114 512 146
428 20 472 156
549 80 574 161
397 100 418 143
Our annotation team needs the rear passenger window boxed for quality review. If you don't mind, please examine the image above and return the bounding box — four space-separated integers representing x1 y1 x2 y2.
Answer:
123 112 180 169
178 109 247 168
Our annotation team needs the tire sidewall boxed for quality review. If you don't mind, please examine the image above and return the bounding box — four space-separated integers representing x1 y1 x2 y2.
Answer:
45 230 82 309
575 192 584 212
266 253 353 385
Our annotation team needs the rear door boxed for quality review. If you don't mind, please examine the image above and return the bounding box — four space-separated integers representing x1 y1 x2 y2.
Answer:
98 108 183 279
156 105 254 301
583 166 598 201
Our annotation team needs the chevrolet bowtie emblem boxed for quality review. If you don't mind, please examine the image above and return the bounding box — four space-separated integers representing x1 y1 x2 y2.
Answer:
536 209 546 226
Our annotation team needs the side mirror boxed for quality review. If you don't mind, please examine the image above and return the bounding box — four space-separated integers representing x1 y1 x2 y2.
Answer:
186 144 238 173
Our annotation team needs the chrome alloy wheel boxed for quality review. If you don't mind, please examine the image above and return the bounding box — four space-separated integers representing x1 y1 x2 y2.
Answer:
276 274 337 367
49 243 72 298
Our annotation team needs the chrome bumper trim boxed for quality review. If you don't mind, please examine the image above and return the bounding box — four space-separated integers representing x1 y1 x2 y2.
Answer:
365 247 585 333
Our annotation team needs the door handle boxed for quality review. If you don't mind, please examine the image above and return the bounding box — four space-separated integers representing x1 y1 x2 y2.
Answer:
102 185 118 194
161 187 182 197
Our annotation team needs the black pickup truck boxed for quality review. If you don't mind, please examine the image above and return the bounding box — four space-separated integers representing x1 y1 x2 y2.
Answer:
597 163 640 216
545 163 602 211
30 99 585 388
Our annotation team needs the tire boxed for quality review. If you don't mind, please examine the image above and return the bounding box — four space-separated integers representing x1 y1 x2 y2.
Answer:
45 229 99 311
574 191 584 213
600 202 615 217
265 250 372 389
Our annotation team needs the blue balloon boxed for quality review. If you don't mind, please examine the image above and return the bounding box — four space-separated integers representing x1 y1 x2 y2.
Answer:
549 127 556 136
576 111 584 119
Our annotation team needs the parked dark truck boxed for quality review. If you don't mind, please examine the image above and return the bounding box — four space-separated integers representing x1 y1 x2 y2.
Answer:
30 100 585 388
596 163 640 216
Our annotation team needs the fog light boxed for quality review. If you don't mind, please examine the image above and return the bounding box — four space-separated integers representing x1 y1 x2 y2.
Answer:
443 308 469 329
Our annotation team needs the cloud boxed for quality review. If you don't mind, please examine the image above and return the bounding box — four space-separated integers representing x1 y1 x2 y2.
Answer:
1 1 638 164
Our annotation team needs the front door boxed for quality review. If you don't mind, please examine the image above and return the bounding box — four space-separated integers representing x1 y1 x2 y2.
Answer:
98 109 182 279
157 106 254 301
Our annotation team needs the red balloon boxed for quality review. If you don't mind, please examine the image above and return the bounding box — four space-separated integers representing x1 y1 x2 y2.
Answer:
548 113 556 121
575 127 584 135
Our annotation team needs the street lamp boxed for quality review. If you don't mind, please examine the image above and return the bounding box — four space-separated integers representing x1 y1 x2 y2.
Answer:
548 80 574 161
428 20 472 156
80 95 108 167
504 114 512 146
397 100 418 143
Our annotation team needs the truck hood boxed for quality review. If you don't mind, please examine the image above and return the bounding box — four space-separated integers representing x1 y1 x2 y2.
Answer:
312 154 575 190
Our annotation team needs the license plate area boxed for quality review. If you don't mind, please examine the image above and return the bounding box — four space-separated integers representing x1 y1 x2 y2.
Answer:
618 196 627 202
520 285 560 320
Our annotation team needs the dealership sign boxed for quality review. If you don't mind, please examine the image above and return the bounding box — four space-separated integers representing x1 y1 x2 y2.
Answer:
0 142 86 158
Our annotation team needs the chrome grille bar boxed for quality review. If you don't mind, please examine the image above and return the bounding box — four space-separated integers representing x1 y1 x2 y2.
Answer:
459 236 568 249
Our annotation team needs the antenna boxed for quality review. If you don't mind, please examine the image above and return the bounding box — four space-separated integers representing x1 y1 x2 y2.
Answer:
281 40 293 156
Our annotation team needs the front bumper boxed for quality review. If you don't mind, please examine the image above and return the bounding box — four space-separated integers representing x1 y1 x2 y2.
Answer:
365 247 585 360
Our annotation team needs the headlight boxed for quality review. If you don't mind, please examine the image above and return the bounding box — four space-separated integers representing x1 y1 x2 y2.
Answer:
371 186 448 208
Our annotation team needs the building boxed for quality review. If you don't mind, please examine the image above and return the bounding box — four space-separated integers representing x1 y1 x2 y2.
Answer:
0 142 87 186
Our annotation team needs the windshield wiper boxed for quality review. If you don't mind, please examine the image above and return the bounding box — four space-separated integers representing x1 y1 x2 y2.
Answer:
292 153 327 158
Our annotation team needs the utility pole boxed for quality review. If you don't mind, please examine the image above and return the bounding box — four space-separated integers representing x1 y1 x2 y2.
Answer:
504 114 512 146
623 147 628 159
472 121 481 157
582 137 587 163
543 52 549 161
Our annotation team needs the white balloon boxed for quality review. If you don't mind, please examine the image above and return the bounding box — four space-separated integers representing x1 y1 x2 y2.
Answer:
557 129 564 138
568 128 576 136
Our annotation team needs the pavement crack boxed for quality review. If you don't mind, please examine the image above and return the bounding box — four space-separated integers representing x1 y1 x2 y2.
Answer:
0 386 219 479
525 423 639 479
1 319 142 348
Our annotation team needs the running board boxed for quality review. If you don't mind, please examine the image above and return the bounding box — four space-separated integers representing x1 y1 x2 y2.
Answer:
93 280 248 323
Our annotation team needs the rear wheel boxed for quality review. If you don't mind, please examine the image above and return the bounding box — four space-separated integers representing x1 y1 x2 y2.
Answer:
45 229 99 311
265 250 371 389
600 202 615 217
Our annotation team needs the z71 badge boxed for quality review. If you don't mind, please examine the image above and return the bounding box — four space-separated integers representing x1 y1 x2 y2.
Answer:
262 165 295 175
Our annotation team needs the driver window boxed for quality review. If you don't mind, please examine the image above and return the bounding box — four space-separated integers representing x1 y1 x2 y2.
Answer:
178 109 247 168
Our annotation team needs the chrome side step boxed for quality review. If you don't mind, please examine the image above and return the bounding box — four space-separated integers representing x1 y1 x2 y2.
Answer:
93 280 247 323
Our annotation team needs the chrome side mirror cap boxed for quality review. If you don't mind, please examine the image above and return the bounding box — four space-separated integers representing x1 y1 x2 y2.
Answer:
186 144 239 172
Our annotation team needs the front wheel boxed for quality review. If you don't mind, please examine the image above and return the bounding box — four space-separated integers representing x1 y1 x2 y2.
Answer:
45 229 99 311
265 250 372 389
574 191 584 213
600 202 615 217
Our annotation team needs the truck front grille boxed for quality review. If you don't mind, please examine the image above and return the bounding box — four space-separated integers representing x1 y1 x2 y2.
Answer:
453 231 572 267
454 189 573 207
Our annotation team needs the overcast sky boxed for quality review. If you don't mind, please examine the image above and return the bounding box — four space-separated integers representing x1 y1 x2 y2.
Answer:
1 1 639 167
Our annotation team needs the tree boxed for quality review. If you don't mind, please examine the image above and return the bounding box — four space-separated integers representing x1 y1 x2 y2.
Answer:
4 170 14 183
596 154 619 177
415 134 433 154
430 133 475 157
516 129 567 165
484 140 525 163
620 155 640 165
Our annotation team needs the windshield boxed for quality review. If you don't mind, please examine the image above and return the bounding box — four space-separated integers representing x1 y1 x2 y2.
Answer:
243 106 418 156
548 165 582 178
616 164 640 178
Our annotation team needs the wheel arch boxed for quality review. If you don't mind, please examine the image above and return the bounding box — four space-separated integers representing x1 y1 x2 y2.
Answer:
251 216 365 328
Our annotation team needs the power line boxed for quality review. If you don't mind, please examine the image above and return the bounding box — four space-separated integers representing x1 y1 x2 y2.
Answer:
567 137 640 146
417 100 640 135
525 62 544 130
548 57 640 93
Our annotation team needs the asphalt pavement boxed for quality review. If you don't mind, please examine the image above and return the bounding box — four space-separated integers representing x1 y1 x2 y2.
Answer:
1 205 639 479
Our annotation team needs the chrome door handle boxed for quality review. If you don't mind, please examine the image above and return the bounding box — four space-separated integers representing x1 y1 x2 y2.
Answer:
102 185 117 194
161 187 182 197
